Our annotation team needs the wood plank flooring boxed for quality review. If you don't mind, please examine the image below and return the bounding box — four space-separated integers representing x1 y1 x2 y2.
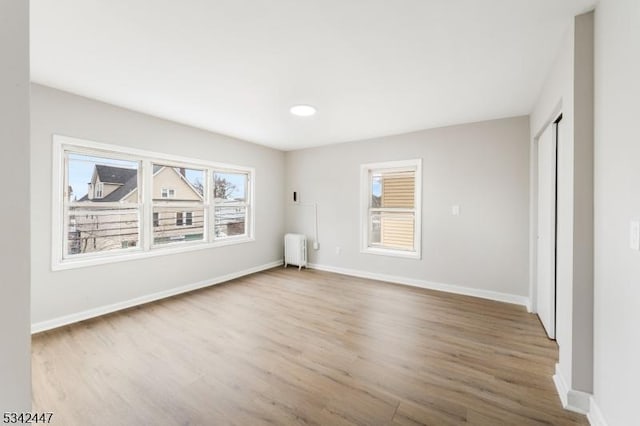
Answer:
32 267 587 425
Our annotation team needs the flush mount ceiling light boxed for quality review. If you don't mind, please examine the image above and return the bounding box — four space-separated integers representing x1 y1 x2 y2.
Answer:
290 104 317 117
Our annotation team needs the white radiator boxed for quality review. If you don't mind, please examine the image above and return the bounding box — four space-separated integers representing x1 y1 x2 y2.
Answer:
284 233 307 270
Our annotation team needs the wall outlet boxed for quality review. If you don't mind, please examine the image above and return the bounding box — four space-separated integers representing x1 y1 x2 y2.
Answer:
630 221 640 250
451 205 460 216
313 241 319 250
335 246 341 255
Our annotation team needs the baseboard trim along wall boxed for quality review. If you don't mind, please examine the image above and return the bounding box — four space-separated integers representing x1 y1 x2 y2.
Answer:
552 363 592 415
31 260 284 334
587 396 609 426
308 263 530 308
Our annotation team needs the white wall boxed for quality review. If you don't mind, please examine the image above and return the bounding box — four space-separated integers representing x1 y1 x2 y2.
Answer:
593 0 640 424
529 11 594 403
286 116 530 302
529 22 575 392
0 0 31 412
30 84 285 327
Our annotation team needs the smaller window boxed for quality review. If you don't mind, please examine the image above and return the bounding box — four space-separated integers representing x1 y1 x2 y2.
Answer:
161 188 176 199
153 212 159 227
174 211 192 227
95 182 104 199
361 159 422 259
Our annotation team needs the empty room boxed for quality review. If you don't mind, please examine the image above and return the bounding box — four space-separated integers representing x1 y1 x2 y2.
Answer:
1 0 638 425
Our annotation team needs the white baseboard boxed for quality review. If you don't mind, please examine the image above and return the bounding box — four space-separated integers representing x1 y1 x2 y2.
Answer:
587 396 608 426
31 260 283 334
552 363 591 415
307 263 529 307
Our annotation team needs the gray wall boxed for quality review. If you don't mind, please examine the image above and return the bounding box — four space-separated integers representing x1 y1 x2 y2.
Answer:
31 84 285 326
0 0 31 411
571 11 594 395
593 0 640 424
286 116 530 299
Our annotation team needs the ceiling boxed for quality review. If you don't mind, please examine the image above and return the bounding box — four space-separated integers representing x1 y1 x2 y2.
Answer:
31 0 595 151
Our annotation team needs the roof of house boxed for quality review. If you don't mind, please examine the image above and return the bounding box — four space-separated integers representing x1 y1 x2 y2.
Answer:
77 165 137 202
95 165 138 185
100 175 138 202
78 165 201 202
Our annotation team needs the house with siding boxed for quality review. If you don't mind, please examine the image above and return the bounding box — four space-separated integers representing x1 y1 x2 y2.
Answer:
71 165 206 253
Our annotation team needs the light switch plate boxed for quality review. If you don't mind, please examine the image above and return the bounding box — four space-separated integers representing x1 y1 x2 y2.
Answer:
452 205 460 216
630 221 640 251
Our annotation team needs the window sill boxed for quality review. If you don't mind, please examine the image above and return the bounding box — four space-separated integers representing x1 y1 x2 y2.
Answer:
52 236 255 271
361 246 421 260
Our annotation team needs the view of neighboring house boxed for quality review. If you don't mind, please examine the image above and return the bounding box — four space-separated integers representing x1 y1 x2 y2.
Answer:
69 165 142 254
68 164 244 254
371 170 416 251
148 165 206 246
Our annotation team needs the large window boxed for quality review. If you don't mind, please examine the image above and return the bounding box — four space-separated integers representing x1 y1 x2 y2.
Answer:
361 159 421 259
53 135 254 270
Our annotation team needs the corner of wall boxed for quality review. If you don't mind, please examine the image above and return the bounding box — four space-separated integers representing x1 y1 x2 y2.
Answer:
587 396 609 426
553 363 591 415
531 8 595 411
0 0 31 412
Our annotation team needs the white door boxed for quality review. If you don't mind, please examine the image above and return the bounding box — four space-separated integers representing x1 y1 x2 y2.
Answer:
537 122 557 339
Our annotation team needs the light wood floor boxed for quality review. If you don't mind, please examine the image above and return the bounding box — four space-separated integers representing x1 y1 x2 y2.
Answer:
32 267 587 425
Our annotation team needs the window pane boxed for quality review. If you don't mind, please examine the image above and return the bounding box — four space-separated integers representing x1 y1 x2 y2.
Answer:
68 153 139 204
372 170 415 208
215 206 246 238
153 165 204 202
67 207 139 255
153 207 205 245
371 175 382 207
370 213 382 245
214 172 247 203
370 212 414 251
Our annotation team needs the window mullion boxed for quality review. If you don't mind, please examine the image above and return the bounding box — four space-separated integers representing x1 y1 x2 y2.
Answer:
142 159 153 251
208 168 215 242
62 201 69 259
61 151 70 260
247 172 252 239
370 207 415 213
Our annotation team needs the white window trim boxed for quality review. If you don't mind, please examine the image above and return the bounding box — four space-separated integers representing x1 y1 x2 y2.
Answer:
360 158 422 260
51 134 255 271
